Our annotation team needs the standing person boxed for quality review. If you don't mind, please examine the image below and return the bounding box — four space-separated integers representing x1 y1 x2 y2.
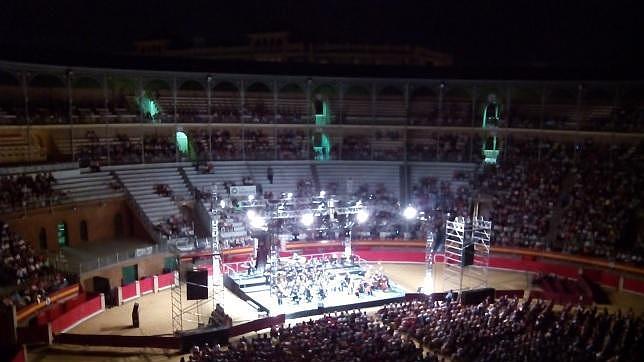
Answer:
267 166 274 184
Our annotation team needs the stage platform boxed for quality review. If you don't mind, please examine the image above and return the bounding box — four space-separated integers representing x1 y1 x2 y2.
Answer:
224 261 406 319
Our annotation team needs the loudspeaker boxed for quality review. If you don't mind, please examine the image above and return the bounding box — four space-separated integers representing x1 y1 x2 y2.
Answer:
186 270 209 300
92 276 111 293
461 243 474 266
93 276 114 307
460 288 495 305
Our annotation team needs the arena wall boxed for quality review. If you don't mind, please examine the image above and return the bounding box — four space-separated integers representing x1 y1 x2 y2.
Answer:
79 252 171 291
3 198 150 251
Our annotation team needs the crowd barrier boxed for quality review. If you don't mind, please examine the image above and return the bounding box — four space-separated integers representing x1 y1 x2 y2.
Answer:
116 271 177 305
50 294 104 334
16 284 79 323
139 277 154 295
157 271 175 291
228 314 286 337
54 333 181 349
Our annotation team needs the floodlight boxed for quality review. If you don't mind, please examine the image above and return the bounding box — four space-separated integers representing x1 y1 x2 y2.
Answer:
320 190 326 197
356 209 369 224
248 194 255 201
286 192 293 199
219 200 226 209
301 213 315 227
247 209 256 220
403 206 418 220
250 216 266 229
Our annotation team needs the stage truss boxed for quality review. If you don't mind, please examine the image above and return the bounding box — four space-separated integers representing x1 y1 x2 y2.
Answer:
263 202 364 259
443 216 492 294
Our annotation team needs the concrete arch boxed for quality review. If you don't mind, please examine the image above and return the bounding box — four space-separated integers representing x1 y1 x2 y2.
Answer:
246 81 271 93
144 79 171 93
377 85 404 96
410 86 437 98
546 86 577 104
179 79 205 91
279 82 304 94
312 84 337 97
30 73 65 88
72 76 101 89
0 69 22 110
72 76 103 109
345 84 370 96
213 81 239 92
584 86 614 105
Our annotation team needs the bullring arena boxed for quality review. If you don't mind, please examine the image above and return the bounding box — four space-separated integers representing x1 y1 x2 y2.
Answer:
1 56 644 362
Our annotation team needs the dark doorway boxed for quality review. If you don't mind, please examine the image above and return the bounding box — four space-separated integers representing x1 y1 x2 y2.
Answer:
80 220 89 242
114 213 124 238
39 227 47 250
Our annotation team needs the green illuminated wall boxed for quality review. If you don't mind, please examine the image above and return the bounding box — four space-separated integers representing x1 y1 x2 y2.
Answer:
136 92 160 122
176 131 188 153
481 97 501 164
312 99 332 160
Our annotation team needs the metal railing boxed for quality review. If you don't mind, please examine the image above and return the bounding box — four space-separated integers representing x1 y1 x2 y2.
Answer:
78 243 169 274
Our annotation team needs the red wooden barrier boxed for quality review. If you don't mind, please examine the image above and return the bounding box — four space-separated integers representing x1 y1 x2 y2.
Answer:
157 272 174 289
139 277 154 294
623 277 644 294
51 295 102 334
121 283 137 302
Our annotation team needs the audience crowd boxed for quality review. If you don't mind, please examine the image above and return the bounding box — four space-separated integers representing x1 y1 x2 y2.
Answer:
185 294 643 362
379 296 643 361
185 310 436 362
556 142 644 259
1 222 70 308
0 172 61 212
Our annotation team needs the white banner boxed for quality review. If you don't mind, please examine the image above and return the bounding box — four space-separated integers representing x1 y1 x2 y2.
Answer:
229 185 256 197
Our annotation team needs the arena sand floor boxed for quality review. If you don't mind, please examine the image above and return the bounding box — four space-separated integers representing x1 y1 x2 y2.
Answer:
28 263 644 362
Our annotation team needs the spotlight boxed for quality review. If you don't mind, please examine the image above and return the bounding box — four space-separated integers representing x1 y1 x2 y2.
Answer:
248 194 255 201
319 190 326 197
249 216 266 229
403 206 418 220
356 209 369 224
219 200 226 209
247 209 256 220
286 192 293 199
301 213 315 227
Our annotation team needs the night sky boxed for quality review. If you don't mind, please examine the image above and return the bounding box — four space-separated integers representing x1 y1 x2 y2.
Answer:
0 0 642 69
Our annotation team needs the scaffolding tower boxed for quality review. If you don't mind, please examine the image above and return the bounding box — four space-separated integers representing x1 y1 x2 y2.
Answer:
170 212 224 333
442 215 492 293
423 229 436 292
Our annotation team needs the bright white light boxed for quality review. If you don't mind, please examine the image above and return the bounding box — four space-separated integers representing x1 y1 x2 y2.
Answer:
300 213 315 227
286 192 293 199
250 216 266 229
246 209 256 220
356 209 369 224
219 200 226 209
319 190 326 197
248 194 255 201
403 206 418 220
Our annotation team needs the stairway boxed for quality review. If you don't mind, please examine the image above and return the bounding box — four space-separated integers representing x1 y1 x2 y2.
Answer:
52 171 124 203
116 166 190 226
